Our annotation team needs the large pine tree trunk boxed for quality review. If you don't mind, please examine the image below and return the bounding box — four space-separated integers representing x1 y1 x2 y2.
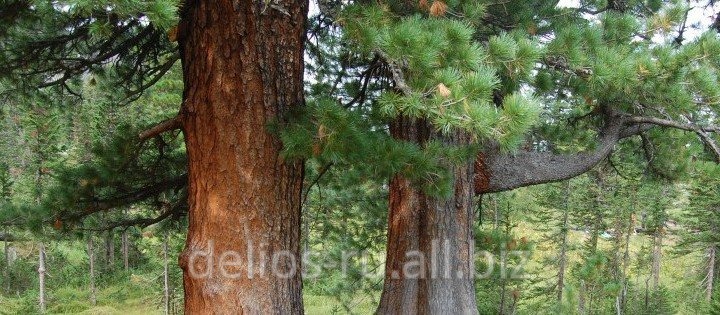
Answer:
177 1 307 313
377 118 477 314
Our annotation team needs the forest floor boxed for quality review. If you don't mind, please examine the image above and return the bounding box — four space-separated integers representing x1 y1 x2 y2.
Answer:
0 215 704 314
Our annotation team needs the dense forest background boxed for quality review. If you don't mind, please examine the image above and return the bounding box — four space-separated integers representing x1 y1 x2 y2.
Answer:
0 67 718 313
1 0 720 314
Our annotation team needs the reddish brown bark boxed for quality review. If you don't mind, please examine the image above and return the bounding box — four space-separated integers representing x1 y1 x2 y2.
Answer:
176 0 307 313
378 117 478 314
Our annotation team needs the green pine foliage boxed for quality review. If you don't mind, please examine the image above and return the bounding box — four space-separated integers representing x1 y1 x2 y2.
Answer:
712 286 720 315
677 162 720 256
343 5 541 147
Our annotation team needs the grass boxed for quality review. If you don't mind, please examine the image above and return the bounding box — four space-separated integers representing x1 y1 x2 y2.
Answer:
0 207 707 314
0 284 375 314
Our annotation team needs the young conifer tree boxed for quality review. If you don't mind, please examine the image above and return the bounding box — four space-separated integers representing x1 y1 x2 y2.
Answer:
679 162 720 303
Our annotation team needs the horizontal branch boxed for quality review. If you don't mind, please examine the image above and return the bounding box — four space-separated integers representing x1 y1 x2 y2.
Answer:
85 200 186 232
627 116 719 133
478 111 720 193
138 115 183 141
628 115 720 162
478 115 627 193
0 232 20 242
65 174 187 221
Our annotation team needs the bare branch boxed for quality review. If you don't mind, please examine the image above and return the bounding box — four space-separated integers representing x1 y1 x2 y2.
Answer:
301 163 333 206
64 174 187 221
375 50 413 96
627 116 719 133
121 54 180 103
84 200 186 232
628 115 720 162
696 130 720 163
138 115 183 141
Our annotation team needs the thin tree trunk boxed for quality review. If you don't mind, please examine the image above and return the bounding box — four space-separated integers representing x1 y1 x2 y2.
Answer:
176 1 308 313
708 245 716 302
578 279 586 315
163 233 170 315
618 213 632 314
105 229 114 268
557 181 570 302
3 227 9 294
493 195 500 230
644 277 650 310
38 243 46 313
651 229 663 290
303 210 310 256
88 236 96 306
122 209 129 271
499 249 508 314
121 229 129 271
377 118 477 314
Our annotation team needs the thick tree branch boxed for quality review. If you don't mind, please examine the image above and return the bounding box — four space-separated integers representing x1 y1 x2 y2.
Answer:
619 123 654 138
477 115 628 194
477 112 720 193
377 45 720 192
138 115 183 141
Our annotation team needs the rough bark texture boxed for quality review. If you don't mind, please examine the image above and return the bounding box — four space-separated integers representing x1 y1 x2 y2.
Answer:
377 117 477 314
477 117 625 194
176 0 307 313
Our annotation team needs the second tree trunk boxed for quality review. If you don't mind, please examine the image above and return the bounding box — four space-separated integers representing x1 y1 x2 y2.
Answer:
377 118 477 314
